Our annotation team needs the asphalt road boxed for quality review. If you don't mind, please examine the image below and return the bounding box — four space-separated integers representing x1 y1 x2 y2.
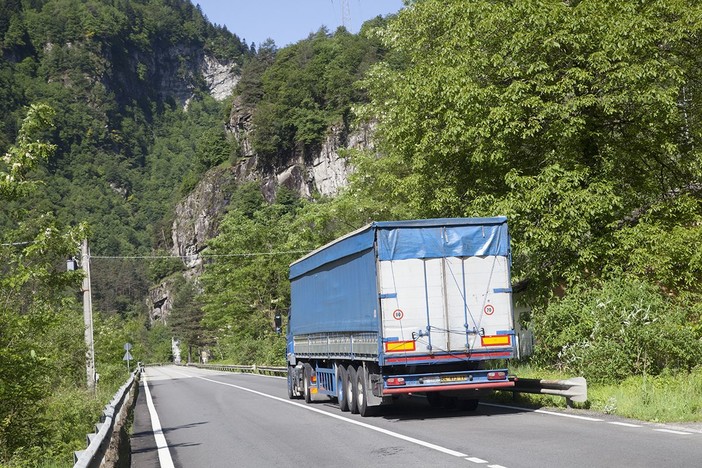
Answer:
131 365 702 468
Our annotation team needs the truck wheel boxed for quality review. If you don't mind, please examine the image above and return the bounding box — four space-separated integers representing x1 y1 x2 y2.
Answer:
287 367 297 399
355 365 372 417
442 396 458 409
458 399 479 411
337 365 349 412
347 365 359 414
303 365 313 404
426 392 443 408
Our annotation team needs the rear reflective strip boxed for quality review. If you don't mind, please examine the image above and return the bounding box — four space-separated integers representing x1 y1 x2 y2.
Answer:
384 340 416 352
481 335 511 346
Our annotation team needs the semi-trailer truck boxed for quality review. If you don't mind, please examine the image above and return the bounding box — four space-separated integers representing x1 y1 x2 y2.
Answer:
286 217 518 416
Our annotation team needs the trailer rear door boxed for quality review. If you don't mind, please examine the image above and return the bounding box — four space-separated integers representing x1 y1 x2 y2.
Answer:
375 220 514 360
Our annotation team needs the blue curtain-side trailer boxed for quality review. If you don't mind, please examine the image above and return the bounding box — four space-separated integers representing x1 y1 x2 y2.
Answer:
286 217 517 416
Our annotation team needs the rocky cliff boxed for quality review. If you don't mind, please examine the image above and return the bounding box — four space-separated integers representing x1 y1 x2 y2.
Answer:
148 108 375 323
132 45 239 108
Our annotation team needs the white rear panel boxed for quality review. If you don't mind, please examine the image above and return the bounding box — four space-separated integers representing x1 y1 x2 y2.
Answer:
379 256 513 355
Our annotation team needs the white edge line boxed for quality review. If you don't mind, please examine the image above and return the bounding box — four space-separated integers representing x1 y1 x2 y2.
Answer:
480 402 603 422
488 465 508 468
607 421 642 428
465 456 488 463
654 429 692 435
169 368 468 458
143 373 176 468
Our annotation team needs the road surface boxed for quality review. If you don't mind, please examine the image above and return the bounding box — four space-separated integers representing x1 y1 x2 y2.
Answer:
130 365 701 467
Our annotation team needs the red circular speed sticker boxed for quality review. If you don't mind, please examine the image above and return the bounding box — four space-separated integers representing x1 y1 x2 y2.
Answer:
484 304 495 315
392 309 404 320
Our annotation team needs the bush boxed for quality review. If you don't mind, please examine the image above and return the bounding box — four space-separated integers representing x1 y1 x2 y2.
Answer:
532 277 702 383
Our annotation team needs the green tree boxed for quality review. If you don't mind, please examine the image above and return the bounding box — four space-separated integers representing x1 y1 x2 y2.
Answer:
169 277 209 363
246 25 388 169
0 103 87 462
532 277 702 383
201 187 303 364
195 127 233 170
358 0 702 301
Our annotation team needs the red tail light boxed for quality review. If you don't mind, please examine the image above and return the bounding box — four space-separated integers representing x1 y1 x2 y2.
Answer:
386 377 406 386
487 371 506 381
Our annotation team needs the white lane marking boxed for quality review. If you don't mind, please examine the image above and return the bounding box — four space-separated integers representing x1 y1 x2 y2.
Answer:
607 421 642 428
483 402 697 436
143 372 175 468
480 402 603 422
488 465 508 468
654 429 692 435
168 368 468 458
465 457 488 463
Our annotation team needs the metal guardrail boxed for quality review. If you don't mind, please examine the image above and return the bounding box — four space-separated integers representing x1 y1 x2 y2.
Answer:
183 362 287 376
509 377 588 407
73 369 140 467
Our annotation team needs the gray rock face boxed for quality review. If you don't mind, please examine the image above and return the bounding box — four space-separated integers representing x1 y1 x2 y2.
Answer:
202 55 239 101
310 122 374 197
134 46 239 108
150 114 375 324
148 278 176 324
226 96 255 157
146 43 202 108
171 167 239 270
167 122 375 273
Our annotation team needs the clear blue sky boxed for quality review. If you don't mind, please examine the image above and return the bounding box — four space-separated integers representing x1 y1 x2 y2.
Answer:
193 1 405 48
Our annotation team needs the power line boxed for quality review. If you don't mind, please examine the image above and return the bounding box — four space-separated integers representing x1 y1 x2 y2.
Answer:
1 241 34 246
90 250 312 260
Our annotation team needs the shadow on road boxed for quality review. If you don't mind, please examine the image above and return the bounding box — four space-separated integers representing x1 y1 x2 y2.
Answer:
131 440 202 455
314 394 534 421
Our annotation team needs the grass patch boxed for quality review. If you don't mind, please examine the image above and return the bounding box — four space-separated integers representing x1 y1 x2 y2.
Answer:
588 369 702 422
497 364 702 423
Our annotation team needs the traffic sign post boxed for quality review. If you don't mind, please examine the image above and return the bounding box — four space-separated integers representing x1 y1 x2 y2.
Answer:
123 343 133 372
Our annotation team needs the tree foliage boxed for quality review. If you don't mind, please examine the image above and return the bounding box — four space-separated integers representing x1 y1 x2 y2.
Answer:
358 0 702 301
0 0 251 316
241 25 390 170
200 185 302 364
532 277 702 383
0 104 87 463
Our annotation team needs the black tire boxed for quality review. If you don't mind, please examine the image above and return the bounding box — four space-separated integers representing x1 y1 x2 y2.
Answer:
442 396 458 409
458 398 480 411
287 366 296 399
337 365 349 412
356 365 373 417
303 365 313 404
426 392 443 408
347 365 358 414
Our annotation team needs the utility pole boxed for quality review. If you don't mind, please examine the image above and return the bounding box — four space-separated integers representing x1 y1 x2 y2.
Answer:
332 0 351 29
341 0 350 29
82 238 96 392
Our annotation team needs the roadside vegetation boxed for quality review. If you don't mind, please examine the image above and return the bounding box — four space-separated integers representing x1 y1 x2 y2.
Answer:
502 364 702 423
2 0 702 464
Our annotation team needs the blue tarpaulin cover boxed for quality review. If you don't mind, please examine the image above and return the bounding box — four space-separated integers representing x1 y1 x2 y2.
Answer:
376 218 509 261
288 217 509 335
289 217 508 279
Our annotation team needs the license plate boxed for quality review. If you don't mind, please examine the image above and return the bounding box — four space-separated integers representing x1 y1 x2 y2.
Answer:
441 375 467 383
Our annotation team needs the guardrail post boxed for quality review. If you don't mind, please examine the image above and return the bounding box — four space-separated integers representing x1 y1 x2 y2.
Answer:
510 377 587 405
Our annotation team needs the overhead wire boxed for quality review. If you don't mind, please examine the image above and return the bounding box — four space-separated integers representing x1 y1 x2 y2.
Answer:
1 241 34 246
89 250 312 260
